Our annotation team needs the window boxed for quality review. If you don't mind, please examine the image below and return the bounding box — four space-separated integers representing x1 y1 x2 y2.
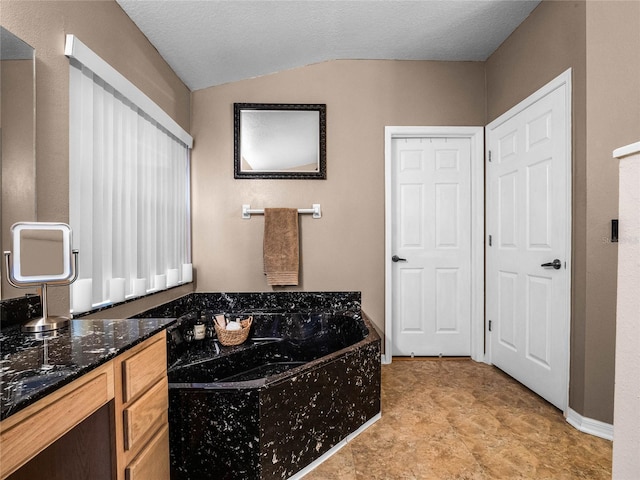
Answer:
66 35 193 313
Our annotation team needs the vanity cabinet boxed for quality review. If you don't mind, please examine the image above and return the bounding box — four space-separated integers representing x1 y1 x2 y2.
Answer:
0 362 115 479
114 332 170 480
0 330 170 480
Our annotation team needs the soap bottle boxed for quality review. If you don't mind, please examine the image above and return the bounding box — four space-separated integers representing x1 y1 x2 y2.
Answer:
193 314 206 340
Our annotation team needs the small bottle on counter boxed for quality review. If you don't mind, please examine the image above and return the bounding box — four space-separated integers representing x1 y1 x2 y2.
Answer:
193 315 206 340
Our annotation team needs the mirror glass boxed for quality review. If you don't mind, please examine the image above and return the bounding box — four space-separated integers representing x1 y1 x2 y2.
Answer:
1 27 36 298
10 223 73 284
19 229 64 276
234 103 326 179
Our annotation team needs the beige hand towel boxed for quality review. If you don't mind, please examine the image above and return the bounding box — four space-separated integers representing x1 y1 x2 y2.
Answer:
263 208 299 286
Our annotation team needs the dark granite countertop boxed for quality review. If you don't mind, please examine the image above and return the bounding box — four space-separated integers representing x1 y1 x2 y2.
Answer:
0 317 176 421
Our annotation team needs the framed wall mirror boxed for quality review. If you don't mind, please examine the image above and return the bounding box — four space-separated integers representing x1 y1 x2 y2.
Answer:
234 103 326 179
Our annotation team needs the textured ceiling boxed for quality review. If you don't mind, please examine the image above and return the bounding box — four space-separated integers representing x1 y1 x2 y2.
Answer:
116 0 540 91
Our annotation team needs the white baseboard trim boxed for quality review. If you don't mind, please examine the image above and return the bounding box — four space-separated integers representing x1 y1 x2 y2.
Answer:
288 413 382 480
381 354 486 364
566 408 614 441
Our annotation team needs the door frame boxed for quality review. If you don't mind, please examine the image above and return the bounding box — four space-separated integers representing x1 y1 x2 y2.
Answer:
384 126 485 364
485 68 572 412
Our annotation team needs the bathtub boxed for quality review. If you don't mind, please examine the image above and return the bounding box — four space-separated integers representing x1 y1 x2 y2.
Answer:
166 309 381 480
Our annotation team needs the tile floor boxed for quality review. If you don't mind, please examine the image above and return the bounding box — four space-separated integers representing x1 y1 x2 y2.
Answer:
303 358 612 480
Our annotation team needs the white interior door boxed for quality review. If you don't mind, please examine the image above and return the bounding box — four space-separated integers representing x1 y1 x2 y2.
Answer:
486 70 571 411
391 137 471 356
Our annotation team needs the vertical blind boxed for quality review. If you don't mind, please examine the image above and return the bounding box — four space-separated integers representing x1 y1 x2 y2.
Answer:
68 43 192 313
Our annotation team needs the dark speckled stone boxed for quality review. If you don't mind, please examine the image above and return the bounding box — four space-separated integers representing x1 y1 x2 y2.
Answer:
163 292 380 480
0 295 42 329
0 317 175 420
260 339 380 479
135 291 362 320
170 388 261 479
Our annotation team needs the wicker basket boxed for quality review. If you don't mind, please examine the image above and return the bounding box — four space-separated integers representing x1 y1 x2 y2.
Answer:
214 316 253 346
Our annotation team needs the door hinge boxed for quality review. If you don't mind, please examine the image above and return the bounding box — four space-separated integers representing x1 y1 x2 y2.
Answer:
488 150 492 162
488 235 492 246
488 320 492 332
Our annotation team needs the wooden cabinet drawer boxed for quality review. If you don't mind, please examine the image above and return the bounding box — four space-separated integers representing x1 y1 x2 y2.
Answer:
121 337 166 403
124 376 168 451
125 424 170 480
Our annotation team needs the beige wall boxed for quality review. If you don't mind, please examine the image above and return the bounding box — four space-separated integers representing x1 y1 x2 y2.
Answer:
487 0 640 424
191 59 486 335
584 0 640 423
1 0 192 315
1 59 36 297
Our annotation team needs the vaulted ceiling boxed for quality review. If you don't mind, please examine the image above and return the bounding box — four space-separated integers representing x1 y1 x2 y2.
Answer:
117 0 540 91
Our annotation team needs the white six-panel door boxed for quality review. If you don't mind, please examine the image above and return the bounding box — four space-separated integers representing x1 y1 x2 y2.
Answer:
486 70 571 411
391 137 472 356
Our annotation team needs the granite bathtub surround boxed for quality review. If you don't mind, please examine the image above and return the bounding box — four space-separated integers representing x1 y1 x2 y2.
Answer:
136 292 381 480
0 317 175 420
137 291 363 319
136 291 364 365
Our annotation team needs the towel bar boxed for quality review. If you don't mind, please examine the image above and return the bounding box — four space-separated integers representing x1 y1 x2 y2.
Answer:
242 204 321 219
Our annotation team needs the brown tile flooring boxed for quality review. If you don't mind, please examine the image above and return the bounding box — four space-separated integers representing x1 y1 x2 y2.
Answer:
303 359 612 480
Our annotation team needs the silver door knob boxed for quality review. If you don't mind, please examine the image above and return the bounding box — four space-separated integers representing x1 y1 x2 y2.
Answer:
541 259 562 270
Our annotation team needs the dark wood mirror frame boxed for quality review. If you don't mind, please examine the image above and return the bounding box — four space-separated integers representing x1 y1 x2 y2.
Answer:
234 103 326 179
